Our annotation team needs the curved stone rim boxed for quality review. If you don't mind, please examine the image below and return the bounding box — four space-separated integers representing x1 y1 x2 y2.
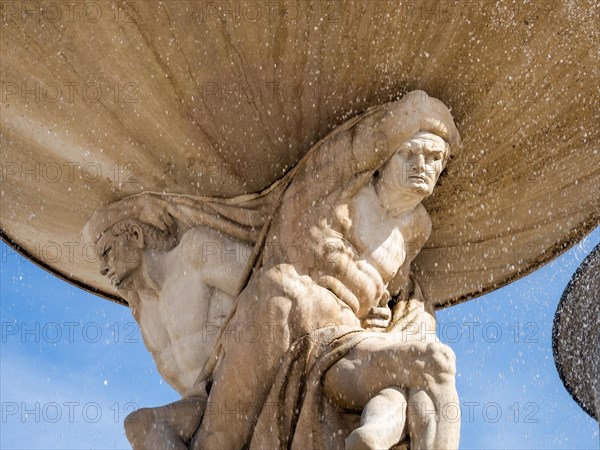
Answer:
430 215 600 310
0 229 126 306
552 242 599 422
2 216 598 310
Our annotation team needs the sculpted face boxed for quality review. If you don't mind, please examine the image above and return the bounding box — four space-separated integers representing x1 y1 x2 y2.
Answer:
97 225 144 289
376 131 448 211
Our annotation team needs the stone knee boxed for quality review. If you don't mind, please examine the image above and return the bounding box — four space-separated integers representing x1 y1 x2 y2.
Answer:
124 407 155 445
260 293 292 319
424 342 456 382
253 295 292 342
408 391 436 428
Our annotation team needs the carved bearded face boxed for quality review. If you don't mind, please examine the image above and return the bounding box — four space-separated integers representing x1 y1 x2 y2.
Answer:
377 131 448 199
96 224 144 289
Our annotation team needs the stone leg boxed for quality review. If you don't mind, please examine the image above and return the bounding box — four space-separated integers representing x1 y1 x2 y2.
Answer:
124 396 206 450
324 336 460 450
345 387 407 450
194 294 292 450
407 389 436 450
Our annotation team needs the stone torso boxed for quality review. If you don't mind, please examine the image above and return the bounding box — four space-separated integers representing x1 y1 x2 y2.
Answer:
263 180 430 323
129 270 233 394
126 227 251 395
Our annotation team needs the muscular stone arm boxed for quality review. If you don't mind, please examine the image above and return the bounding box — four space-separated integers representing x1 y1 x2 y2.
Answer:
383 204 429 293
179 226 252 298
386 206 436 337
280 107 421 218
84 191 267 248
277 91 459 218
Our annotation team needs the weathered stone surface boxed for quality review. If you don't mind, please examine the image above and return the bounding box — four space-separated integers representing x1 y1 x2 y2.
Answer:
85 91 462 449
553 243 599 422
1 1 599 308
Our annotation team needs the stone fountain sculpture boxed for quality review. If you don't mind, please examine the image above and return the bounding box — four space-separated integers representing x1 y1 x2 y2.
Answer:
3 2 599 447
83 91 461 449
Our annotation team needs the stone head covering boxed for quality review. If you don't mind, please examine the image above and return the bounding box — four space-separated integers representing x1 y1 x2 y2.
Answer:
84 90 460 244
83 90 461 303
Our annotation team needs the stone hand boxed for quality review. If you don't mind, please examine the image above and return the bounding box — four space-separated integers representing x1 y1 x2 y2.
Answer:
133 194 176 232
361 306 392 330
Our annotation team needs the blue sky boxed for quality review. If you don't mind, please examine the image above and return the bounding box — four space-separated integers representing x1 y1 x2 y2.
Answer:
1 227 598 449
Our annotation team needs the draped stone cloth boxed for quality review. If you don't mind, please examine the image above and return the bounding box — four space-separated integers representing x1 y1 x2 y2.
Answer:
83 91 460 448
196 89 460 382
83 89 460 256
249 327 368 450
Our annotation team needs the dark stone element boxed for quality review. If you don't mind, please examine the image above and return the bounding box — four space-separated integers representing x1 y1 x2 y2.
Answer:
553 244 599 421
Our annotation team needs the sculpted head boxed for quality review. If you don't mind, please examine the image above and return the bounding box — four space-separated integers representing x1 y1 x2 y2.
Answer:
379 130 449 192
369 92 460 215
374 130 453 215
96 219 177 290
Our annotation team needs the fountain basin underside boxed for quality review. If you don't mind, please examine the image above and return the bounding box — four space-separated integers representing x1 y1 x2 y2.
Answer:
1 1 598 307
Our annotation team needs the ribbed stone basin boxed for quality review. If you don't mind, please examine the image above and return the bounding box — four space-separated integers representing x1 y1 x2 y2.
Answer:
1 1 598 307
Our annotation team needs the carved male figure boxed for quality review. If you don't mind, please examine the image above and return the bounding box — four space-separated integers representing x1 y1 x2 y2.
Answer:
84 214 252 449
85 90 461 450
335 130 457 450
193 91 461 449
